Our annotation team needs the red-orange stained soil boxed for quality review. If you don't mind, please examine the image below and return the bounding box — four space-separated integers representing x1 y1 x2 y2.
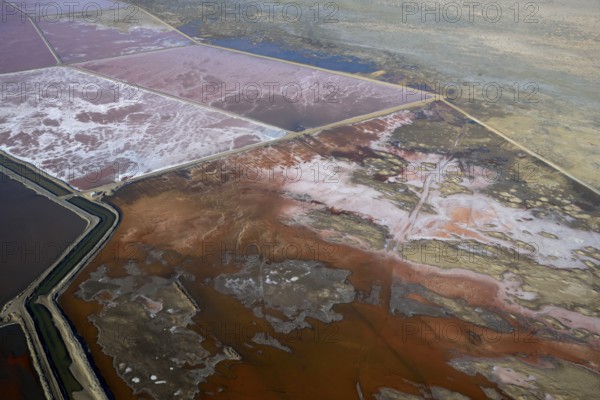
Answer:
60 112 600 399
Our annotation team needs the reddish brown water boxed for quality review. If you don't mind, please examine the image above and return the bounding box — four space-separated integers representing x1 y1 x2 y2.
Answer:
0 324 46 399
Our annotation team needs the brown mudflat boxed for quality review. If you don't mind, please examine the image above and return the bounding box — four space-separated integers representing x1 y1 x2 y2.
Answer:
61 101 600 399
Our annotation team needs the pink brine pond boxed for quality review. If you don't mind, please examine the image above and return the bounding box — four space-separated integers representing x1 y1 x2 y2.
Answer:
0 67 285 190
79 45 431 131
0 3 56 73
37 8 192 63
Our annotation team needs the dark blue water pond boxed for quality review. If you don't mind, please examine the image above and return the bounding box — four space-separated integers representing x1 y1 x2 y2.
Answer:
178 21 378 74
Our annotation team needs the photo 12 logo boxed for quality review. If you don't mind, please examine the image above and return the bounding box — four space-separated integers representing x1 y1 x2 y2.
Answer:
0 160 139 187
1 240 78 265
395 320 538 344
398 240 538 264
198 320 340 345
193 1 339 24
403 81 539 104
197 160 340 184
111 240 340 264
1 81 141 104
393 1 540 24
398 160 540 184
200 81 340 104
2 1 140 23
